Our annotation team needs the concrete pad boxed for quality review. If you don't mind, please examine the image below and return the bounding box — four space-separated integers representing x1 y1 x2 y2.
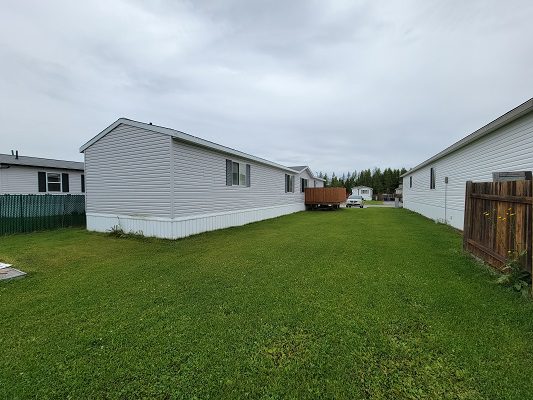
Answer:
0 267 26 281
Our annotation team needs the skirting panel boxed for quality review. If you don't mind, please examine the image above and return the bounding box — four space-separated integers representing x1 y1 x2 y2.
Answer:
403 200 464 230
86 203 306 239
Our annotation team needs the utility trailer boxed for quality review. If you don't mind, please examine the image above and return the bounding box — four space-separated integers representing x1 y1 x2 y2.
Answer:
304 188 347 210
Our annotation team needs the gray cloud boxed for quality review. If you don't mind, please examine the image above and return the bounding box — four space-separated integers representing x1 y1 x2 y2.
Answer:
1 0 532 175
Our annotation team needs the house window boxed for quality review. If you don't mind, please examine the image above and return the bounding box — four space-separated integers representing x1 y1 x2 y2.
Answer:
232 162 240 185
361 189 369 194
81 174 85 193
47 173 61 192
285 174 294 193
409 176 412 188
301 178 308 192
226 160 250 187
430 168 436 189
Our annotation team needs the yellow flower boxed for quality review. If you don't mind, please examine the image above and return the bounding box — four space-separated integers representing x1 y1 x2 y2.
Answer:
510 213 515 216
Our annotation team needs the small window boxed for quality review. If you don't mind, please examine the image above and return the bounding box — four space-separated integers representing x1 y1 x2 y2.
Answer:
285 174 294 193
81 174 85 193
430 168 436 189
47 173 61 192
409 176 412 188
301 178 308 192
227 160 250 187
232 162 240 185
361 189 369 194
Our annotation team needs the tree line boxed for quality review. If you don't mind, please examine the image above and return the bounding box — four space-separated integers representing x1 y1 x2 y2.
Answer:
317 168 408 195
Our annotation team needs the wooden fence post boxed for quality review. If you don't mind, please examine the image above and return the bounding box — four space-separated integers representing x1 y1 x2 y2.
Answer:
463 181 473 250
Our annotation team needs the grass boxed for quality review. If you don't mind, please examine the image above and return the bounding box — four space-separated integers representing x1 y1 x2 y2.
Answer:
363 200 383 205
1 208 532 399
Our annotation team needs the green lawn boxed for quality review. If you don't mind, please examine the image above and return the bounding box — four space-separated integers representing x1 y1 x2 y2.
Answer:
363 200 383 205
1 209 532 399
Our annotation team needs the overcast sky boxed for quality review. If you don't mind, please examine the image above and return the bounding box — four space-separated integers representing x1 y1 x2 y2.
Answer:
1 0 532 174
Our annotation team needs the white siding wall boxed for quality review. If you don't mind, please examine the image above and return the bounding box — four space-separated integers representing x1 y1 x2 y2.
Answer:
313 178 324 188
403 112 533 230
84 124 309 239
171 139 304 217
0 166 84 195
353 187 373 200
84 124 172 217
297 169 316 195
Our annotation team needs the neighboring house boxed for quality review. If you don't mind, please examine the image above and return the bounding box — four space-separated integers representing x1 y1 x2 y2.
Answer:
352 186 373 200
80 118 323 239
402 97 533 230
288 166 325 189
395 184 403 199
0 153 85 195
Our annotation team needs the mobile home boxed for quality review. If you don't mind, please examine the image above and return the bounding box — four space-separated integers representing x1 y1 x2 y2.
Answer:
402 98 533 230
80 118 324 239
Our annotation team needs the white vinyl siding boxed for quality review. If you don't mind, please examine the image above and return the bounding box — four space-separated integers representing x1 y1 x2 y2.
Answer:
313 179 324 188
84 124 172 217
0 165 84 195
403 112 533 230
171 139 303 218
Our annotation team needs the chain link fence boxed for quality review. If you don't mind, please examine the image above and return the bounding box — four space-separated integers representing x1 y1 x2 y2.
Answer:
0 194 85 235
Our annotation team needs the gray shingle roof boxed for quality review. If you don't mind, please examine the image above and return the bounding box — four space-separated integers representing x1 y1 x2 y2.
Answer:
0 154 84 171
288 165 326 181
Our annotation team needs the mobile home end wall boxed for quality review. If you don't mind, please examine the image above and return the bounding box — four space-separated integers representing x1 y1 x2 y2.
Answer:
403 112 533 230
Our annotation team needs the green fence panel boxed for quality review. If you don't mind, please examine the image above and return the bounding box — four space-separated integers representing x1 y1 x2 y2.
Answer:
0 194 85 235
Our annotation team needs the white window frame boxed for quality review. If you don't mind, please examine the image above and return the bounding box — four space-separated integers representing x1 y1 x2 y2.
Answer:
430 167 436 190
47 172 62 192
231 161 248 187
285 174 294 193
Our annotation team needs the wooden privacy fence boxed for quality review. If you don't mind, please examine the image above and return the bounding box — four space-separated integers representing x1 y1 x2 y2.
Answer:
463 180 532 273
0 194 86 235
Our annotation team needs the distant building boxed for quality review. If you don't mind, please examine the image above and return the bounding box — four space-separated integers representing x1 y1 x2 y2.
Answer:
351 186 373 200
395 184 403 198
0 153 84 195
